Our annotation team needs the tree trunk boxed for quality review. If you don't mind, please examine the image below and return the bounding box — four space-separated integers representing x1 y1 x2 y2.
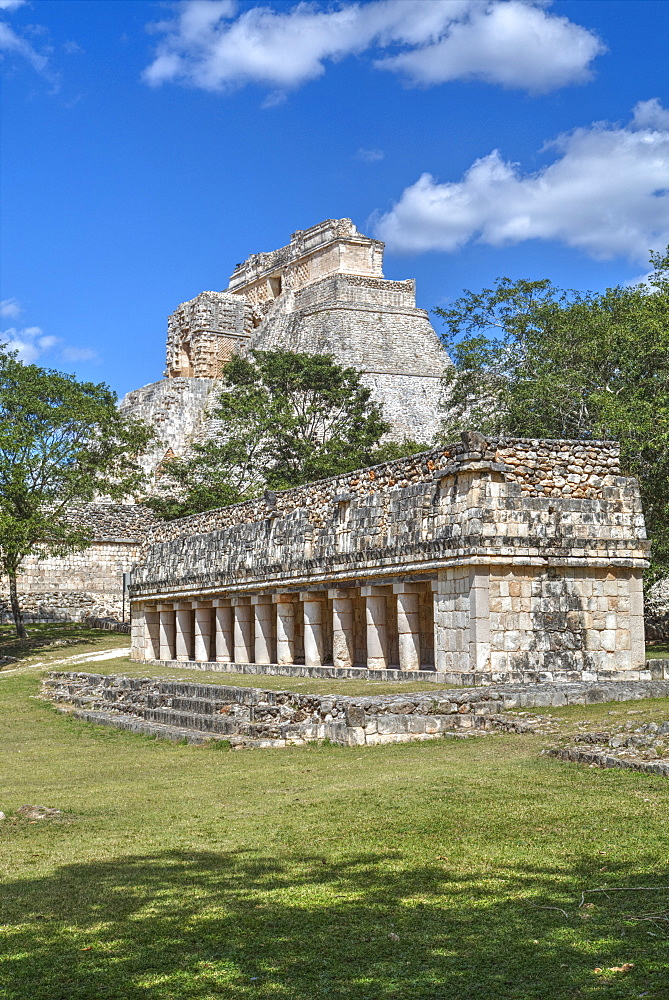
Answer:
8 570 27 640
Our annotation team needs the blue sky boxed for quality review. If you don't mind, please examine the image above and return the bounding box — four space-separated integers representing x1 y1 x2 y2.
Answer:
2 0 668 399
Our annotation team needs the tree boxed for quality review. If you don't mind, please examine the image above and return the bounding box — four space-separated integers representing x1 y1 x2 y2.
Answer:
147 349 419 520
0 353 153 638
436 248 669 581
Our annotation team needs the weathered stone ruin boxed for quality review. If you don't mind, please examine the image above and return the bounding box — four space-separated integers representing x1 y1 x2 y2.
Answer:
129 433 651 685
120 219 449 479
42 671 669 749
0 503 158 625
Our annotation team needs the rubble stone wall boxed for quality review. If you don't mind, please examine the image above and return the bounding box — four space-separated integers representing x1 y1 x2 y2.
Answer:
43 672 669 748
142 436 625 546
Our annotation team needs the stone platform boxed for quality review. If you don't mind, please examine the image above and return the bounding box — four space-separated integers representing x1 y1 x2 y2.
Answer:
145 656 669 686
42 672 669 749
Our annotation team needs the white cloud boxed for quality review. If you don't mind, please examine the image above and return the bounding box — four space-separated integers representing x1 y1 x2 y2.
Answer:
0 20 48 75
61 346 98 363
1 327 98 365
142 0 603 97
1 326 57 363
625 271 654 289
0 1 57 83
373 101 669 262
632 97 669 131
0 298 22 318
376 0 603 92
354 147 385 162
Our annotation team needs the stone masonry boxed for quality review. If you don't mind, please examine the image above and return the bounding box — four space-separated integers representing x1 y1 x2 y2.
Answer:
42 672 669 749
120 219 450 480
129 433 650 685
1 503 159 624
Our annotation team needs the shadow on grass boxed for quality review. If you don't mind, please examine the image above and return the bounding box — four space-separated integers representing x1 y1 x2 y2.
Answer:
1 849 667 999
0 622 126 662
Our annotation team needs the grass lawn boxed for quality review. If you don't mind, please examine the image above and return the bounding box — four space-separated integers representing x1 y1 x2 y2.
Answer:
1 640 669 999
0 621 129 666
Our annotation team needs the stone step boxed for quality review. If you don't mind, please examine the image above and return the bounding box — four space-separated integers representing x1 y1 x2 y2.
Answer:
67 707 481 748
142 706 264 736
42 670 570 748
68 709 279 747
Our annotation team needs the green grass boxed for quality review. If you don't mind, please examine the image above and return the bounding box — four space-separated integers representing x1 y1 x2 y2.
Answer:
88 658 460 695
1 655 669 999
0 621 129 666
647 643 669 659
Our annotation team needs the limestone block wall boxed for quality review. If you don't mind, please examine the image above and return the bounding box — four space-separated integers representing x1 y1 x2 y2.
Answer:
246 269 450 441
141 436 628 545
130 435 649 682
16 540 139 594
361 372 444 441
3 503 159 623
293 275 417 311
433 568 474 675
228 219 385 303
485 565 644 677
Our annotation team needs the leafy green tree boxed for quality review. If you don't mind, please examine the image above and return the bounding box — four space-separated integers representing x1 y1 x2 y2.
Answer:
0 353 153 638
436 248 669 581
148 350 408 519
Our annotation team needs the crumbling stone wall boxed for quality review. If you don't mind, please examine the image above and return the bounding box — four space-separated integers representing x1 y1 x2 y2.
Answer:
143 435 624 545
43 672 669 748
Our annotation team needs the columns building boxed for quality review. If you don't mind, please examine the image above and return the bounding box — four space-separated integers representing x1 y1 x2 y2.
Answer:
129 433 650 685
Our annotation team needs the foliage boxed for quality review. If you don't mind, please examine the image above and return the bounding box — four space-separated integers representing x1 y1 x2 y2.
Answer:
1 656 668 999
436 249 669 581
147 350 397 519
0 352 152 636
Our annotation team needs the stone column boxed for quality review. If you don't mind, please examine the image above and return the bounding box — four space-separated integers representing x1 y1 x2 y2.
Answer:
213 599 233 663
274 594 296 665
130 604 149 661
175 602 193 662
145 606 160 661
362 586 390 671
194 601 213 662
629 569 646 668
158 604 176 661
301 592 325 667
329 589 355 669
394 583 422 671
252 595 274 665
469 568 491 673
232 597 253 664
